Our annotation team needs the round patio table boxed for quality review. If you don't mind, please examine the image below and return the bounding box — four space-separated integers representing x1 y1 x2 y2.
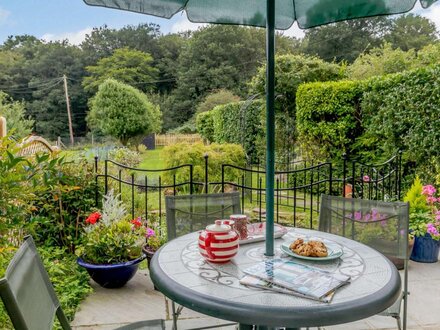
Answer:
150 227 401 329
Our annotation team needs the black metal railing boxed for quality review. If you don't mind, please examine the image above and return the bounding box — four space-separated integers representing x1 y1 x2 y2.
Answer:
94 153 401 230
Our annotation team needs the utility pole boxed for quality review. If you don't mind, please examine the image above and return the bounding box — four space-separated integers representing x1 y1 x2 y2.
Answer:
63 74 74 145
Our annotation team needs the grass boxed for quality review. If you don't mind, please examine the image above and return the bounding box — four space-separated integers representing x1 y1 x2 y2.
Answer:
138 148 165 170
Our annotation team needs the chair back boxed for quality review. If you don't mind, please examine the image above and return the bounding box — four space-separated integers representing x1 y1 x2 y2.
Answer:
0 236 71 330
319 194 409 260
165 192 241 240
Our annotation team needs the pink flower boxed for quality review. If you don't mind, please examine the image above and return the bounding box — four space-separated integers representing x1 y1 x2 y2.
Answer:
427 196 437 204
427 223 439 236
436 211 440 221
146 227 155 238
363 175 370 182
422 185 436 196
371 209 379 220
354 211 362 221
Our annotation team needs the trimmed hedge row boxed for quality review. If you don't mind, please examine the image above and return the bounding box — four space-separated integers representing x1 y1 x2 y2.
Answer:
296 64 440 171
196 100 264 162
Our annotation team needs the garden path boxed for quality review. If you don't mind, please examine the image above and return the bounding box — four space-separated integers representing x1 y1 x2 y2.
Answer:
72 260 440 329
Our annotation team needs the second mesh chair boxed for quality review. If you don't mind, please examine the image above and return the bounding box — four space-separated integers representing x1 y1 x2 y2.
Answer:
318 194 410 330
164 192 241 329
165 192 241 240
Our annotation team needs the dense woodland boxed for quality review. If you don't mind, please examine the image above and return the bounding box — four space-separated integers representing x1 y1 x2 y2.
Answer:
0 14 438 142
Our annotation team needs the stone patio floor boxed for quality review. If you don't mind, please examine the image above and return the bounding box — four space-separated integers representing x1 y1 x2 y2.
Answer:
72 259 440 330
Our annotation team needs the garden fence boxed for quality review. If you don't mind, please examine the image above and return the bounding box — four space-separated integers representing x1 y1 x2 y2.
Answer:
94 153 402 230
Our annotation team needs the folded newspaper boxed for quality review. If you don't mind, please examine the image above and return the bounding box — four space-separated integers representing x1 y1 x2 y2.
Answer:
240 259 350 302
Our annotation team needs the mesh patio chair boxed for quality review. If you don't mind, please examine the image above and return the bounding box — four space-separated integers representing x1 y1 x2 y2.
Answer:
165 192 242 240
165 192 241 329
318 194 410 330
0 236 164 330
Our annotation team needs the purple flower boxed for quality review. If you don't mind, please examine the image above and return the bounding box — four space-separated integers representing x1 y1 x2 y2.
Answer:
146 227 156 238
354 211 362 221
371 209 379 220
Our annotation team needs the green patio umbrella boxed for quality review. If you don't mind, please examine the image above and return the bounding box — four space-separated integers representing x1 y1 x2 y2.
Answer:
83 0 438 257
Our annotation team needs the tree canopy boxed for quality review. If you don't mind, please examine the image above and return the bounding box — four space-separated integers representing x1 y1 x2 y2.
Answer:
88 79 162 145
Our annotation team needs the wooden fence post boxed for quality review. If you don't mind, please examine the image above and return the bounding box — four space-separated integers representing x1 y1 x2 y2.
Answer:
0 116 6 137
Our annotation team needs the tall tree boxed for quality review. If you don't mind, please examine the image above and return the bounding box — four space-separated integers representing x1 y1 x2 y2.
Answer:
80 24 161 64
168 25 294 128
302 17 390 63
88 79 162 145
82 47 158 94
385 14 438 51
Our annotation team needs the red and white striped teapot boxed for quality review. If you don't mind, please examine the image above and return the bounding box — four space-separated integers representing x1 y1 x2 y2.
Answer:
198 220 239 263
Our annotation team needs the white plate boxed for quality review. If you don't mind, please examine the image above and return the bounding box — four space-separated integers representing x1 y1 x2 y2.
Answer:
280 241 343 261
238 223 287 245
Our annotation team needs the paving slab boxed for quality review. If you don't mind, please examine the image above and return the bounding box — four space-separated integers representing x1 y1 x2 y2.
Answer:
72 260 440 330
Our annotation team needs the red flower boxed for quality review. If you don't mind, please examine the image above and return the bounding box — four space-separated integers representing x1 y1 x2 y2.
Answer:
131 217 142 228
86 212 101 225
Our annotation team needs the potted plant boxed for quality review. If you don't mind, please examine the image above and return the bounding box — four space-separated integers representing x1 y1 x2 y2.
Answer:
405 177 440 263
76 191 147 288
142 221 166 268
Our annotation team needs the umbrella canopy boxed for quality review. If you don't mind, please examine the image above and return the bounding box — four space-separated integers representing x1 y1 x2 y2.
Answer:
83 0 438 257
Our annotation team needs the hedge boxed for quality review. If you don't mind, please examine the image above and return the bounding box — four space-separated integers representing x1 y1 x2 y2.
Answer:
296 63 440 173
296 80 364 162
196 100 264 162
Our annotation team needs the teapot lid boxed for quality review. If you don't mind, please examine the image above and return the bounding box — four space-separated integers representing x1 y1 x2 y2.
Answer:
206 219 231 232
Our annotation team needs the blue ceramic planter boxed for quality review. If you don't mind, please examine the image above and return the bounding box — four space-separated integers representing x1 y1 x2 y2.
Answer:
77 255 145 288
410 234 440 263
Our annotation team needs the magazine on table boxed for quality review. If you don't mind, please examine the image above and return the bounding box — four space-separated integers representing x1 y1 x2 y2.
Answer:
239 275 336 303
241 259 350 302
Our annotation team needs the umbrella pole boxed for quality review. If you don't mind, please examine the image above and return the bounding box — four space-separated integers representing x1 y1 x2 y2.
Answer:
265 0 275 256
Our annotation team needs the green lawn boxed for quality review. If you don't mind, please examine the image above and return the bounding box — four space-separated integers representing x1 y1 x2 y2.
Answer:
138 147 165 170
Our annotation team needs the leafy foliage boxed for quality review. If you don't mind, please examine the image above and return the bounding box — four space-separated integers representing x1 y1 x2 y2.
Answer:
30 159 97 253
296 80 364 162
301 17 390 63
195 89 240 115
197 100 264 163
82 47 158 94
297 63 440 173
161 142 246 192
347 43 417 80
403 176 429 213
0 92 34 139
385 14 438 52
0 245 92 328
361 64 440 167
88 79 162 145
78 192 146 264
108 147 141 168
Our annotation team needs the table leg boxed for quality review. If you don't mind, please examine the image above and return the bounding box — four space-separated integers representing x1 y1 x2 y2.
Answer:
239 325 253 330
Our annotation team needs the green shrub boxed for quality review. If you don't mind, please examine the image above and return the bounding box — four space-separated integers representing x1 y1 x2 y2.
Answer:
296 80 364 162
161 142 246 192
30 158 96 253
0 245 92 328
108 147 141 167
360 64 440 168
296 63 440 175
196 110 216 143
198 100 264 163
88 79 162 146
